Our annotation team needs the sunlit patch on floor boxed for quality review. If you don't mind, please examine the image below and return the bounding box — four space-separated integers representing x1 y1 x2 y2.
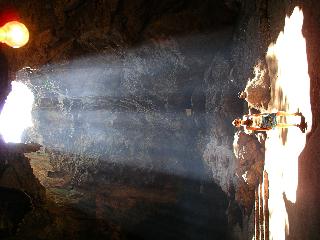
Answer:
264 6 312 240
0 81 34 143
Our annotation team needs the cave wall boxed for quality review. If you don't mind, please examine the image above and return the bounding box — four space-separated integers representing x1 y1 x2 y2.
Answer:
0 0 243 239
0 0 238 71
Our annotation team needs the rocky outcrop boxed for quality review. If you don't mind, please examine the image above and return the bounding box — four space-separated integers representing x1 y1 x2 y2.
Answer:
0 143 45 203
0 142 45 237
233 130 265 210
242 61 270 112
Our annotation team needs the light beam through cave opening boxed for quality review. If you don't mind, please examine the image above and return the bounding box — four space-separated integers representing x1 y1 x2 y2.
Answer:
0 81 34 143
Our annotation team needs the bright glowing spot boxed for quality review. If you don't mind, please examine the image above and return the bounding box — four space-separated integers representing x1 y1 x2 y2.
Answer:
0 81 34 143
264 7 312 240
0 21 29 48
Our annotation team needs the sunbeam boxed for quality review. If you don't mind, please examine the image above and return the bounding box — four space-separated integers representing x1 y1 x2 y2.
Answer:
265 7 312 240
0 81 34 143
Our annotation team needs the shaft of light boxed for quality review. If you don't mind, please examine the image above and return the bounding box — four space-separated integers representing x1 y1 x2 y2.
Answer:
265 7 312 240
0 81 34 143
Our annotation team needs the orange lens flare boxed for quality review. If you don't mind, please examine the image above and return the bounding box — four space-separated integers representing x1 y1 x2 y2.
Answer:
0 21 29 48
